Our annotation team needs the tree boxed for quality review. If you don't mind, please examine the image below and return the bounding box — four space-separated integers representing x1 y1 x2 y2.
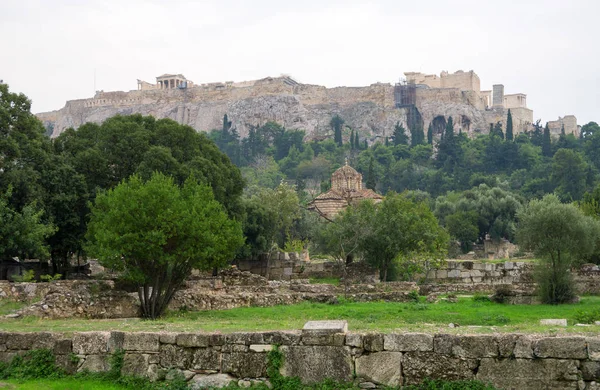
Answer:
392 122 409 146
445 211 479 253
359 193 448 281
0 188 55 265
516 194 600 304
542 123 552 157
330 115 344 147
366 158 376 190
86 173 243 319
350 129 355 150
491 122 504 140
551 149 588 201
427 123 433 145
354 132 360 150
506 110 514 141
410 123 425 147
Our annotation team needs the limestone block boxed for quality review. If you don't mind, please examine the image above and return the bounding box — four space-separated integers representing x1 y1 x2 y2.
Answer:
495 334 518 357
280 346 353 383
533 337 587 359
363 334 384 352
434 334 498 358
589 337 600 361
192 348 221 371
303 320 348 333
225 333 253 345
448 269 461 278
6 332 57 350
582 361 600 381
249 344 272 352
79 354 109 372
190 373 236 389
55 354 78 375
472 263 485 270
259 331 301 346
476 358 580 389
471 270 483 278
221 344 248 353
302 333 345 346
355 352 402 387
159 333 178 344
222 352 268 378
72 332 123 355
53 339 73 355
513 335 534 358
122 353 151 376
123 332 160 352
401 352 478 385
384 333 433 352
435 270 448 279
345 333 363 348
540 319 568 326
159 344 193 369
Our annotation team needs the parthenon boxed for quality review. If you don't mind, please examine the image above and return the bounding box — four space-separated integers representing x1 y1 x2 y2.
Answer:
137 74 194 91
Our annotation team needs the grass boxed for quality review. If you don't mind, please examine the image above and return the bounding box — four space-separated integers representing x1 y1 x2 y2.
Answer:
0 301 29 316
1 296 599 335
309 277 340 286
1 378 129 389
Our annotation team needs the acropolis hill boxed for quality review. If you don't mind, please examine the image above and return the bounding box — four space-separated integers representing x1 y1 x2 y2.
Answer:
37 70 579 140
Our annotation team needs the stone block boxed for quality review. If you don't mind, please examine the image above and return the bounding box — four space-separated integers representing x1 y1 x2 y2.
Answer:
159 344 193 369
73 332 123 355
435 270 448 279
176 333 211 348
260 331 301 346
6 332 57 350
249 344 272 352
363 334 384 352
0 352 19 363
533 337 587 359
53 339 73 355
302 333 345 346
159 333 178 344
79 354 109 372
222 352 268 378
192 348 221 371
495 334 518 357
355 352 402 387
582 362 600 381
513 335 534 358
345 333 363 348
55 354 78 375
476 358 580 389
434 334 498 358
589 337 600 361
221 344 248 353
384 333 433 352
123 332 160 352
303 320 348 333
122 353 150 377
448 269 461 278
540 319 568 326
283 267 293 276
401 352 477 385
190 373 236 389
225 332 253 345
280 346 352 384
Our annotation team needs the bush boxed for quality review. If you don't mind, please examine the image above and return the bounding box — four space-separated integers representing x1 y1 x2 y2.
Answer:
573 309 600 324
0 349 64 380
408 290 420 302
491 286 512 304
12 270 36 282
40 273 62 282
472 293 491 303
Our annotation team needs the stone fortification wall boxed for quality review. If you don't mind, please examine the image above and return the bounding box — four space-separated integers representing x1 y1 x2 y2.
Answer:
1 330 599 389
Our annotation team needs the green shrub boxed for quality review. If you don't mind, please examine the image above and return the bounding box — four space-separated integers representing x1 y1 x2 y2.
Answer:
472 293 491 303
12 270 36 283
573 309 600 324
40 274 62 282
0 349 64 380
408 290 420 302
491 286 512 304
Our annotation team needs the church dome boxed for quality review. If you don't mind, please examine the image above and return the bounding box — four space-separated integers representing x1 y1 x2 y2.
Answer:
331 162 362 191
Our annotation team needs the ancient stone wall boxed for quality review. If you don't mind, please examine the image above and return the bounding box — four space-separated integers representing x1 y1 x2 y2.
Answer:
1 330 598 389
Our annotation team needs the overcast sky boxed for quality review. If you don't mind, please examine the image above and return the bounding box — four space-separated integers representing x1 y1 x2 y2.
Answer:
2 0 598 125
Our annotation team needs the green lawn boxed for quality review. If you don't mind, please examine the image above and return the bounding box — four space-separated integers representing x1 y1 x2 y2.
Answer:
1 296 599 335
1 378 128 389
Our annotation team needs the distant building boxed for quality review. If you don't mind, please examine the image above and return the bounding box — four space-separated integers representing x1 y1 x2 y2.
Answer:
308 162 383 219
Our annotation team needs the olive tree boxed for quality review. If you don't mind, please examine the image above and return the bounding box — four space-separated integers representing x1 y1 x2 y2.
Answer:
86 173 243 319
516 194 600 303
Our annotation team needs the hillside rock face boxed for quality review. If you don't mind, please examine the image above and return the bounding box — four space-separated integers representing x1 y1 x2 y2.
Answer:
36 76 495 140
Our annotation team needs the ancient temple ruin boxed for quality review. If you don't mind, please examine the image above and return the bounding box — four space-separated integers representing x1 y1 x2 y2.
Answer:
308 162 383 219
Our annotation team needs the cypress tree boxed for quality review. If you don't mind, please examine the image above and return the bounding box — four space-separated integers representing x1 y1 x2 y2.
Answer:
410 124 425 147
330 115 344 147
506 109 514 141
427 123 433 144
445 116 454 139
363 139 368 149
355 132 360 149
393 122 409 146
350 129 355 149
542 123 552 157
366 158 376 190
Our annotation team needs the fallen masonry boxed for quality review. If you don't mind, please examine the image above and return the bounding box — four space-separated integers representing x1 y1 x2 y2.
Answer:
0 323 599 389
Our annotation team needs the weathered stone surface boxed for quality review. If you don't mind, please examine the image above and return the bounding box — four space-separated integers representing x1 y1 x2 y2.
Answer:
363 334 384 352
191 348 221 371
589 337 600 361
540 319 568 326
402 352 478 384
303 320 348 334
345 333 363 348
190 373 236 389
384 333 433 352
159 333 178 344
121 353 150 376
495 334 518 357
249 344 272 352
176 333 211 348
434 334 498 358
533 337 587 359
301 333 345 346
79 354 109 372
582 361 600 381
476 358 580 389
355 352 402 387
53 339 73 355
55 354 78 375
514 335 535 358
5 332 57 350
123 332 160 352
280 346 352 383
72 332 123 354
159 344 192 369
222 352 268 378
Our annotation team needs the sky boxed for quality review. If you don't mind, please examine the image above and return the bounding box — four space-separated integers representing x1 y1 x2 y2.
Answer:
2 0 599 125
